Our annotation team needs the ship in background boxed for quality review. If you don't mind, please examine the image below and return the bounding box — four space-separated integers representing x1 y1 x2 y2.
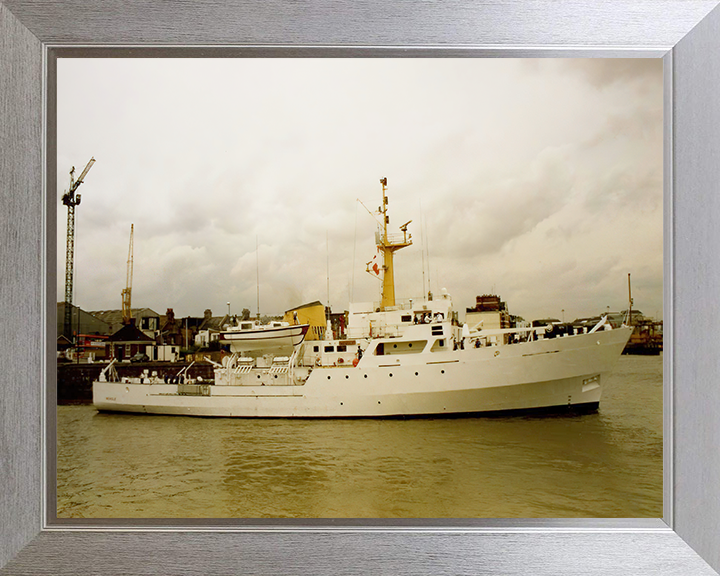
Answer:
618 274 662 355
93 178 633 418
558 273 662 357
549 309 662 357
620 310 663 355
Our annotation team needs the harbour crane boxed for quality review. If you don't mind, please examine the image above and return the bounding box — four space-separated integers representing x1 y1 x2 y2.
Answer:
61 157 95 339
121 224 134 325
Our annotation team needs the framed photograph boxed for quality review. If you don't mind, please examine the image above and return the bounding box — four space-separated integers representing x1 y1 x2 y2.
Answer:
52 56 664 522
2 1 720 574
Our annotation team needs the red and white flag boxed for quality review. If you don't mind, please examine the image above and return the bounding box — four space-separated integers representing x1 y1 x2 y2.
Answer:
366 249 381 277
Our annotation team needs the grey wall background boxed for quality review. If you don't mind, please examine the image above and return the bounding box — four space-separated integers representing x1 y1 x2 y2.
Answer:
2 1 720 575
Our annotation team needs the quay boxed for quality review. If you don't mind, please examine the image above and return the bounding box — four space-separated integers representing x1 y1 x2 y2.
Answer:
57 361 214 404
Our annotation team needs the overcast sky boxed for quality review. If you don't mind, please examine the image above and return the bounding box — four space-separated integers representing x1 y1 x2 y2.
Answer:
57 58 663 322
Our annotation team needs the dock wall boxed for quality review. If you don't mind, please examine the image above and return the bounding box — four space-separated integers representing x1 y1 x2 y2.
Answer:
57 362 215 404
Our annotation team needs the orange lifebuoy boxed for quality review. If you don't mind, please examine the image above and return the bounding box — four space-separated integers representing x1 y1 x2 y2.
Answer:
338 357 344 364
352 358 359 367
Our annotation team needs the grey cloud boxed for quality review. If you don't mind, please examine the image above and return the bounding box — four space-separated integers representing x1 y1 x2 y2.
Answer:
425 146 576 260
57 59 663 321
559 58 662 89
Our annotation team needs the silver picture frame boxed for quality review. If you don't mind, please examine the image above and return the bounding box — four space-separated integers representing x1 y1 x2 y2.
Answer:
2 1 720 573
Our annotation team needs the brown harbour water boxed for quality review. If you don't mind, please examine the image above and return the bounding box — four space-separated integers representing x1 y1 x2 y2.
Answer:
56 355 662 519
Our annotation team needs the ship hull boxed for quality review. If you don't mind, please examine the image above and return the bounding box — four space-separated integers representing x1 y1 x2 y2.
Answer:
93 326 631 417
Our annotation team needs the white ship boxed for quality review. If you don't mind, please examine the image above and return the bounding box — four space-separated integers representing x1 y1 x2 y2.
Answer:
93 178 632 418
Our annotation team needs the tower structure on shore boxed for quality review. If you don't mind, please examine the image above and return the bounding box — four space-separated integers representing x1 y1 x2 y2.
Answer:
61 157 95 339
121 224 134 324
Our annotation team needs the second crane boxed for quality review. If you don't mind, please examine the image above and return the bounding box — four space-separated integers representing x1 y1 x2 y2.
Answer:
122 224 134 325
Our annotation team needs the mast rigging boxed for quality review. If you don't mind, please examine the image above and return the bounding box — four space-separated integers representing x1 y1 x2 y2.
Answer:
375 177 412 310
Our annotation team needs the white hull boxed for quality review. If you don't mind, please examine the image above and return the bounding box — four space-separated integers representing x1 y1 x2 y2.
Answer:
93 326 631 418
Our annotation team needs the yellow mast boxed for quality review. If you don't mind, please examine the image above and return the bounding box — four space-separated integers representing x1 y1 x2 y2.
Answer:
377 178 412 310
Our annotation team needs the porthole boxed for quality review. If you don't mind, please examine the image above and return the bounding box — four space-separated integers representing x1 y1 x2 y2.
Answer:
345 375 349 379
441 370 445 374
364 374 368 379
389 373 393 377
393 344 397 348
327 376 331 380
257 375 261 379
274 375 278 379
415 372 418 376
